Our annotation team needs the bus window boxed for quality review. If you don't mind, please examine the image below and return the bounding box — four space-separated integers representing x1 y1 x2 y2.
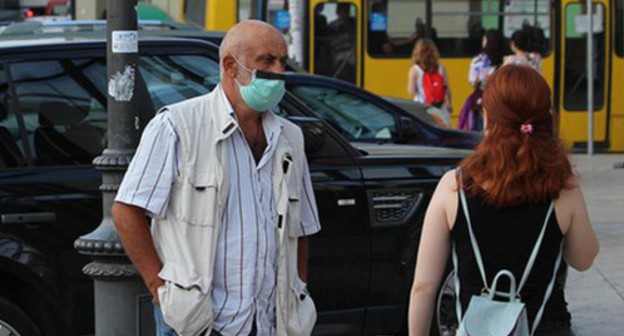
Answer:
502 0 551 55
268 0 290 33
314 2 357 84
184 0 206 27
367 0 426 57
431 0 498 57
616 0 623 57
564 3 606 111
239 0 252 20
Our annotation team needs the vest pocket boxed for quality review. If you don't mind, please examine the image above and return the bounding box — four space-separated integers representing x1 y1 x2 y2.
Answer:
157 262 213 335
177 170 218 226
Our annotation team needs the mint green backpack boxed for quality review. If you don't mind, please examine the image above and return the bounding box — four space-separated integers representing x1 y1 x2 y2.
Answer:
453 188 564 336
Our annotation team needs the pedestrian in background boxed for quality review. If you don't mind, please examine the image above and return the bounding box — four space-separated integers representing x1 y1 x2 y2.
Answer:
408 65 598 336
504 29 543 72
112 20 320 336
458 29 508 131
407 38 452 128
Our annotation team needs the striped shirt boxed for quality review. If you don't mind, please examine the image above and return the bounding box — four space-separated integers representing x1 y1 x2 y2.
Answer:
116 91 320 336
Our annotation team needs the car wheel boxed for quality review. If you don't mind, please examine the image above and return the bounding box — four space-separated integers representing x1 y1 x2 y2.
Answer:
435 270 458 336
0 296 41 336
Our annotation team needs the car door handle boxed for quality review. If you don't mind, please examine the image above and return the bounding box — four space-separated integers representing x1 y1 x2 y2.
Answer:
1 212 56 224
337 198 356 206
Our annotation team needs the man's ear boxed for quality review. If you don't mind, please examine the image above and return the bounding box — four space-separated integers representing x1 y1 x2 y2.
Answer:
222 55 237 78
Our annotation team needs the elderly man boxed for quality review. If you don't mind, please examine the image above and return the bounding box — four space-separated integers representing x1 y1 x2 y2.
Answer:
112 20 320 336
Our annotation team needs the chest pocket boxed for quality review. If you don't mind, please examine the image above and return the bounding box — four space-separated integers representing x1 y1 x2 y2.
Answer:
176 169 218 227
281 154 303 238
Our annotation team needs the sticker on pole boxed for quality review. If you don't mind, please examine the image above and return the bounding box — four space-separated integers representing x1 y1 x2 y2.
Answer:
108 65 135 102
112 30 138 53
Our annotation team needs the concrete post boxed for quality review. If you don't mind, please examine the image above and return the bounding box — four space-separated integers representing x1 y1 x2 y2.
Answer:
74 1 151 335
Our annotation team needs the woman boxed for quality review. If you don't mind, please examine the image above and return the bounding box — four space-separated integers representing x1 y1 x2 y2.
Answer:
408 65 598 336
468 29 508 88
459 29 508 131
407 38 452 127
504 29 543 72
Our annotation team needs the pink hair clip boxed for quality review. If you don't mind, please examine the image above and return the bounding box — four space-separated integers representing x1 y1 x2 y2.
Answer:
520 123 533 135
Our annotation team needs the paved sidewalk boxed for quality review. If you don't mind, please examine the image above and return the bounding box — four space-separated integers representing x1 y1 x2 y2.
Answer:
566 154 624 335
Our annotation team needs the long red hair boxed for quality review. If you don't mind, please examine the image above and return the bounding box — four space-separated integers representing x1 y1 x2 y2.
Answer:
460 65 573 207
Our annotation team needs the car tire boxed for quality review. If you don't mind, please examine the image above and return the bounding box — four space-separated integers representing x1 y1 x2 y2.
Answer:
0 296 41 336
434 270 458 336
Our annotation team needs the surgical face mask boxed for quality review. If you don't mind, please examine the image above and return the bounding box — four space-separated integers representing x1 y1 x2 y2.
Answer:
234 57 286 112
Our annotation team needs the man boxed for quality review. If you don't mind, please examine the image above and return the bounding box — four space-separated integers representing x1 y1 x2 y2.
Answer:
112 20 320 336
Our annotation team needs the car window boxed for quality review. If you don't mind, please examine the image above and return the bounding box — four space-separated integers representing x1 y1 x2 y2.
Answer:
289 85 396 141
2 53 220 167
139 55 220 110
0 71 27 168
8 59 108 166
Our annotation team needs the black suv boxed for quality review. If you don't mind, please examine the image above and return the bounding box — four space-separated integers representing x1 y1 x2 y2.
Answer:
0 24 469 336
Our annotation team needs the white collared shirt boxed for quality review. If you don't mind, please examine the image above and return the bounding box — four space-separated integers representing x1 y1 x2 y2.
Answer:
116 90 320 336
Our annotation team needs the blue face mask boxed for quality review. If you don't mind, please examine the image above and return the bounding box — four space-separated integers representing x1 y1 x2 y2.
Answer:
234 58 286 112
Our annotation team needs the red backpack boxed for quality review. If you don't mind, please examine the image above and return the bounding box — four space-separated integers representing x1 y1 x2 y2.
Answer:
421 65 446 105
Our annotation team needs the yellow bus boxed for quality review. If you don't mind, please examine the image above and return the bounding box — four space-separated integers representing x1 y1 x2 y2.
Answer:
181 0 624 152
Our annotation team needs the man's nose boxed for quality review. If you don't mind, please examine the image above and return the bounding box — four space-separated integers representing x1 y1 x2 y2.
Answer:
270 62 286 74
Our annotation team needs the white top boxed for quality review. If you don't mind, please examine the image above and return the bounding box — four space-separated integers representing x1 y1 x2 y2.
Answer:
116 91 320 336
504 52 542 73
468 53 497 89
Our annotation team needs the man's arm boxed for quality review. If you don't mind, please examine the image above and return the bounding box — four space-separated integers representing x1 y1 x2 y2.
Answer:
297 237 309 281
112 202 165 303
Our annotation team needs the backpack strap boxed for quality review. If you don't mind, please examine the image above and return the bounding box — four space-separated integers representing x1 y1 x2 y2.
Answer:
517 202 555 293
531 241 563 335
458 188 490 290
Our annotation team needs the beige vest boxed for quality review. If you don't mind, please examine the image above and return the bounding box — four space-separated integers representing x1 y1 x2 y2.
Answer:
152 85 314 336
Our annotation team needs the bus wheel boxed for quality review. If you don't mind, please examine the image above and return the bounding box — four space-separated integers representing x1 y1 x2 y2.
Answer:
0 296 41 336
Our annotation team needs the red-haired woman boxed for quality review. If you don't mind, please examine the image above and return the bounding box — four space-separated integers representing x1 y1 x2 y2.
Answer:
408 65 598 336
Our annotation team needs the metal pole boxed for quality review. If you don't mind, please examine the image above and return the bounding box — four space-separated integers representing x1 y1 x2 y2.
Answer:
425 0 433 38
74 1 149 335
587 0 594 155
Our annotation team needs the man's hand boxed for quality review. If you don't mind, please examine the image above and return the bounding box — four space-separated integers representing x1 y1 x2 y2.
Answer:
297 237 309 281
148 276 166 305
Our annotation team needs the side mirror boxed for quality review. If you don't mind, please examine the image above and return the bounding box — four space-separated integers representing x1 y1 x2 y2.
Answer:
287 116 327 154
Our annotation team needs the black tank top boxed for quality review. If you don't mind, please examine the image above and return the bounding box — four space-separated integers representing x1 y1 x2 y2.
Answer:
451 192 571 329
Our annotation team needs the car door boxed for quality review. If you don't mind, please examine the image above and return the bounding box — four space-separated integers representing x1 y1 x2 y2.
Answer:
0 56 107 334
357 153 459 334
276 97 371 335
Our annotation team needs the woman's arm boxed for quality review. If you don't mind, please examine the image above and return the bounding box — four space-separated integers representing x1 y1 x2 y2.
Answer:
408 171 455 336
559 184 599 271
442 65 452 112
407 66 419 97
468 57 480 88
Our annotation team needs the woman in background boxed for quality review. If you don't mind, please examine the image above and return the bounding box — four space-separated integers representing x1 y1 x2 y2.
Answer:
407 38 452 127
504 29 543 72
458 29 508 131
409 65 598 336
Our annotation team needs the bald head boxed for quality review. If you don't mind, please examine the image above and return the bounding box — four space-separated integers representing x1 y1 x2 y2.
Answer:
220 20 286 65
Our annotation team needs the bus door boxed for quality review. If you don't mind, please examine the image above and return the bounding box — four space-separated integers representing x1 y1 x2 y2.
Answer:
308 0 361 85
558 0 611 150
611 0 624 152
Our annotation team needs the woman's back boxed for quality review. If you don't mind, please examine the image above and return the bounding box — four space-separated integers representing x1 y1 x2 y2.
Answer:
451 192 569 328
505 52 542 72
